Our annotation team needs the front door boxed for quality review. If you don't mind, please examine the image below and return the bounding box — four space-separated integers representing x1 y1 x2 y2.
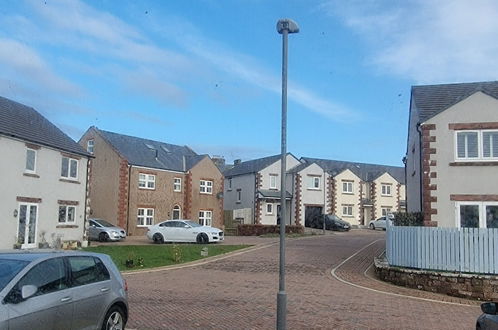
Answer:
17 203 38 249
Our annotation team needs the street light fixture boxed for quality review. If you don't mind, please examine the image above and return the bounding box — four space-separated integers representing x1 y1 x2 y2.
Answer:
276 18 299 330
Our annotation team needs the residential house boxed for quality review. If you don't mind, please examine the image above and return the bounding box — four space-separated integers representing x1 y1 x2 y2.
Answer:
0 96 91 249
406 81 498 228
79 127 224 236
223 154 300 225
301 158 405 226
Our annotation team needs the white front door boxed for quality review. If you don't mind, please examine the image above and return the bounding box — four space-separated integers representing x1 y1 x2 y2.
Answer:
18 203 38 248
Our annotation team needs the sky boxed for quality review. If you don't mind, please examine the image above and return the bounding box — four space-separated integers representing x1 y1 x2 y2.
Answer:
2 0 498 166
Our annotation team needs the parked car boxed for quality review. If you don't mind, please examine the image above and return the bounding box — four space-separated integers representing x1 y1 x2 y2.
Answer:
0 251 128 330
476 302 498 329
146 220 224 244
310 214 351 231
88 218 127 242
368 215 394 230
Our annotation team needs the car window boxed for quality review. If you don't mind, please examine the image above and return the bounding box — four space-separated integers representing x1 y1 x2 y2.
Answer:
15 257 68 297
160 221 175 227
0 259 29 291
68 256 110 286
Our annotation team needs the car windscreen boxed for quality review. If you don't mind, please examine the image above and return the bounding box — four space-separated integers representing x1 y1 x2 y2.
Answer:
184 220 202 227
93 219 115 227
0 259 30 291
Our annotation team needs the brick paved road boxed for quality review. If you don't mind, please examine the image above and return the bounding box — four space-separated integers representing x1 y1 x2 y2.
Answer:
124 230 481 329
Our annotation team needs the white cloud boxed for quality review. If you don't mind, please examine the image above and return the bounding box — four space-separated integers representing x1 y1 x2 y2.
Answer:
322 0 498 83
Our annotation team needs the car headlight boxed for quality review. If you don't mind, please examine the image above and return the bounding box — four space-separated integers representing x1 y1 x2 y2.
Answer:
110 231 120 237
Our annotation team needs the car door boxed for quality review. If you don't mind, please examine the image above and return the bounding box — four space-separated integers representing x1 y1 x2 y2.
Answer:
179 222 197 242
67 256 112 330
88 220 99 240
4 257 72 330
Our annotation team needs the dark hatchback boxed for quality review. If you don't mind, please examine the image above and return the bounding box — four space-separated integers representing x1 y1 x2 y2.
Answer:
309 214 351 231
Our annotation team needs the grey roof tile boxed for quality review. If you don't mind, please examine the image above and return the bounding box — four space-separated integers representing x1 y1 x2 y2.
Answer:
97 129 199 172
301 157 405 184
0 96 89 156
412 81 498 123
223 154 282 177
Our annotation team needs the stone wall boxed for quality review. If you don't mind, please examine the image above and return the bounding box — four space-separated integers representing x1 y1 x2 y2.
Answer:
375 258 498 301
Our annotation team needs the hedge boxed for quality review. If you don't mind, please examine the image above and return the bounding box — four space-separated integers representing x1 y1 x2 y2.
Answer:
392 212 424 226
237 224 304 236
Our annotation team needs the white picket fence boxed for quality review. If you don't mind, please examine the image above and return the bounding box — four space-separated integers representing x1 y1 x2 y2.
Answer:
386 226 498 274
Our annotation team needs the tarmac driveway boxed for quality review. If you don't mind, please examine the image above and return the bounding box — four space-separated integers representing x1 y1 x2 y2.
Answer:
124 230 481 329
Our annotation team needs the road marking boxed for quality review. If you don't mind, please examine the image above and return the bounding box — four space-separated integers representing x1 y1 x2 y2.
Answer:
330 239 479 307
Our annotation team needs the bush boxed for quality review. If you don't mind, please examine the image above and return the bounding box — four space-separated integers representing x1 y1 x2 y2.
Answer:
237 224 304 236
392 212 424 226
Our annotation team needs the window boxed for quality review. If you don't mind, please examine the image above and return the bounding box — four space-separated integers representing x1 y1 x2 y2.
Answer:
269 174 278 189
200 180 213 194
381 207 392 217
61 157 78 179
138 173 155 189
137 208 154 226
13 258 67 297
342 205 353 217
25 149 36 173
87 139 94 154
457 202 498 228
173 177 182 192
266 203 273 214
228 178 232 191
68 256 110 286
308 176 320 190
172 205 181 219
456 130 498 160
236 189 241 203
58 205 75 223
199 210 212 226
381 184 392 196
342 181 353 194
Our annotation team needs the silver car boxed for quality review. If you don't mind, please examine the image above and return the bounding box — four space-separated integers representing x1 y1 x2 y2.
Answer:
88 218 127 242
0 251 128 330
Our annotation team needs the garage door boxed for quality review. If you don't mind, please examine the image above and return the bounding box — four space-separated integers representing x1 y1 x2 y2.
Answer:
305 206 323 228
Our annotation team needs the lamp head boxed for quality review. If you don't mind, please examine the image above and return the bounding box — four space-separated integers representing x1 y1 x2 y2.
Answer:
277 19 299 34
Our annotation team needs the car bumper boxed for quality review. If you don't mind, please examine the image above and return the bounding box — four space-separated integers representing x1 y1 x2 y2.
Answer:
209 232 224 242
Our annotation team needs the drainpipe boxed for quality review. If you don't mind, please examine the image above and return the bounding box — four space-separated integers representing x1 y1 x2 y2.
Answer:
126 164 132 234
416 122 423 213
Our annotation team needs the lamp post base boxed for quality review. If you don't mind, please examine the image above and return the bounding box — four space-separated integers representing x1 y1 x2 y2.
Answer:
276 290 287 329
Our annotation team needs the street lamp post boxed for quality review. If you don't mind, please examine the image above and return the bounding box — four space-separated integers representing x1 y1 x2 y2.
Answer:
276 18 299 330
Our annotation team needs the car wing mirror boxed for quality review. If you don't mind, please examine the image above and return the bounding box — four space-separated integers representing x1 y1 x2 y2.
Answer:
21 285 38 300
481 302 497 315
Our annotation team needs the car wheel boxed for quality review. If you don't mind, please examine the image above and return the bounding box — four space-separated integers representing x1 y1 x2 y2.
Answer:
153 233 164 244
102 305 126 330
99 232 110 242
369 223 375 230
197 233 209 244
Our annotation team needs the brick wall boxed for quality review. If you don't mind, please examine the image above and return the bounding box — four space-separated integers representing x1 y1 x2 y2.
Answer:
421 124 438 227
294 174 302 226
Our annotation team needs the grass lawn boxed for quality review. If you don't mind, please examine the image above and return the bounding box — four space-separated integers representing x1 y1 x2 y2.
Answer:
83 244 249 271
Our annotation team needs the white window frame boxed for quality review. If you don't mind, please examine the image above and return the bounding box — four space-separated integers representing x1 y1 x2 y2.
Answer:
381 207 392 217
308 176 320 190
87 139 94 154
200 180 213 194
172 205 181 219
381 184 392 196
61 156 78 180
456 201 498 228
137 208 154 227
173 177 182 192
199 210 212 226
342 204 353 217
455 129 498 161
266 203 274 215
58 205 76 223
25 148 37 173
342 181 353 194
236 189 242 203
139 173 155 189
269 174 278 189
227 178 232 191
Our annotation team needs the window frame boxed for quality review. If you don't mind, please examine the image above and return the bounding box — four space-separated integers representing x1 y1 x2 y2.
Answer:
456 201 498 228
236 189 242 203
342 204 353 217
58 205 76 223
173 177 182 192
266 203 273 215
308 176 320 190
172 205 181 219
199 210 212 226
381 207 392 217
25 148 37 173
200 180 213 194
137 208 154 227
138 173 156 190
86 139 94 154
381 184 392 196
342 181 353 194
269 174 278 189
455 129 498 161
61 156 78 180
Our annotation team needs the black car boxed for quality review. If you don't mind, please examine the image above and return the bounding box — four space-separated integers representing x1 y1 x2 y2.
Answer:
310 214 351 231
477 302 498 329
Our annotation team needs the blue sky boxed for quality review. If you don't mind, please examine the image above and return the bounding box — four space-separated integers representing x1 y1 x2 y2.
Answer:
2 0 498 166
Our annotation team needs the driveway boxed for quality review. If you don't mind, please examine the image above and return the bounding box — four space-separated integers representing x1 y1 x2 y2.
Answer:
124 230 481 329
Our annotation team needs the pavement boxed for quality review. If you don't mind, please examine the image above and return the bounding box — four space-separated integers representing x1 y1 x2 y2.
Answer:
119 229 481 329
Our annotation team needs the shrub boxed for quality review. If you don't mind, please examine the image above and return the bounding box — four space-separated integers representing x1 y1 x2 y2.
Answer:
392 212 424 226
237 224 304 236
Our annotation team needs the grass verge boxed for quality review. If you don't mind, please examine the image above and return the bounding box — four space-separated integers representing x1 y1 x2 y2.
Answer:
83 244 250 271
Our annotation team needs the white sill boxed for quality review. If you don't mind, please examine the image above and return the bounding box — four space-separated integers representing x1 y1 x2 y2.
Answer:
200 192 213 195
342 215 354 218
307 188 321 191
173 189 181 192
139 187 155 190
342 192 354 195
381 194 392 197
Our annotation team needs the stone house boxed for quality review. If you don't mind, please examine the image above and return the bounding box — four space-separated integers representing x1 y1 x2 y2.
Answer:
406 81 498 228
0 96 91 249
79 127 224 236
